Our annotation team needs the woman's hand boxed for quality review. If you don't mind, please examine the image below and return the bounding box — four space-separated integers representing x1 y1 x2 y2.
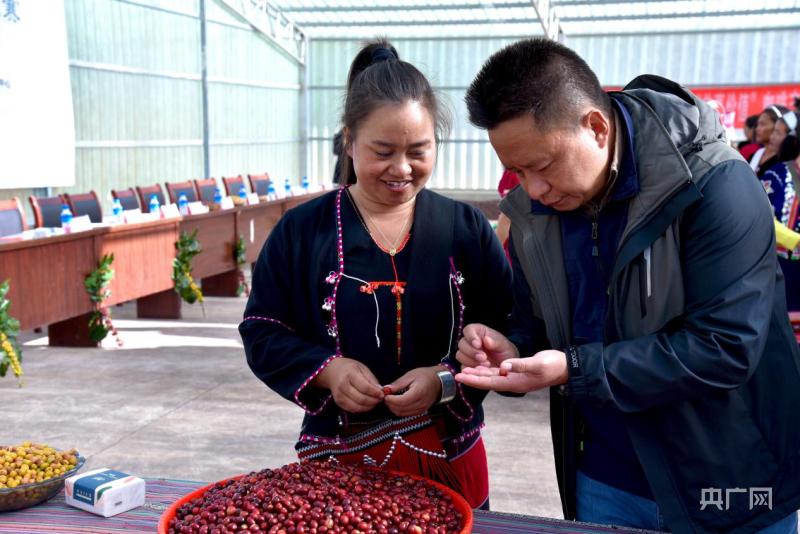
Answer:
313 357 384 413
456 323 519 368
384 366 443 417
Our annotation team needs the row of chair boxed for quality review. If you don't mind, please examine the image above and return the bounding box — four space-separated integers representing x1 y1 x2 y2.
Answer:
0 174 272 236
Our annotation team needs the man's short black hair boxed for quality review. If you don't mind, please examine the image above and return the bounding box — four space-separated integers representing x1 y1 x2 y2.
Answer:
465 38 611 131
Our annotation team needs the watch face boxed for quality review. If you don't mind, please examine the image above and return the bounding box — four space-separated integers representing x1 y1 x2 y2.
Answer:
438 371 457 404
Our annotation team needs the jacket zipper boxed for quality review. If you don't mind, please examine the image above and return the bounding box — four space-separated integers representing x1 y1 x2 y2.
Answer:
607 179 694 296
560 401 571 517
638 254 647 317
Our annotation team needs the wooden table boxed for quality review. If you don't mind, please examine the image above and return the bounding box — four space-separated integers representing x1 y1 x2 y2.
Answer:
0 192 325 346
0 219 180 345
0 478 657 533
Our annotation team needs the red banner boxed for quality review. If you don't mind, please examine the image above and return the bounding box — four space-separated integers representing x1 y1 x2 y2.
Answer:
607 84 800 129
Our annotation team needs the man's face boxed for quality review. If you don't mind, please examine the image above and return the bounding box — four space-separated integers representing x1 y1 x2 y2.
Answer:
488 111 612 211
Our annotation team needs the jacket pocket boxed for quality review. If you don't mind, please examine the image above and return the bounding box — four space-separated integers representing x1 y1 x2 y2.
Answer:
654 392 780 531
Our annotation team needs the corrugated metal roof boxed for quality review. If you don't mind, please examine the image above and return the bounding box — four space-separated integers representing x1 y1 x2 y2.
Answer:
270 0 555 38
269 0 799 39
555 0 800 35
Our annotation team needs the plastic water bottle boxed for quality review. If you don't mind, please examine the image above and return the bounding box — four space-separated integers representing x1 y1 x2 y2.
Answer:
178 193 189 215
60 204 73 228
112 198 123 222
266 181 277 201
214 187 223 205
238 184 248 203
149 194 160 215
284 178 292 198
302 176 309 193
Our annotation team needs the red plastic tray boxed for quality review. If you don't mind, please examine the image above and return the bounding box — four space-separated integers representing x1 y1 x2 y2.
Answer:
159 467 473 534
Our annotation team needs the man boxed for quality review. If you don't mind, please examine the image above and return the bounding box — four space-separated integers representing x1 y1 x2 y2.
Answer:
456 38 800 534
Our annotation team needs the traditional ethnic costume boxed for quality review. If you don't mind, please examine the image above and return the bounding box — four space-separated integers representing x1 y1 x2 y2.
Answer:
762 160 800 310
240 187 512 508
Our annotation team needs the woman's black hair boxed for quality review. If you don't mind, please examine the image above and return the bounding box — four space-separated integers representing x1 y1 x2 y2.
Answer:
777 111 800 163
338 38 451 185
762 104 789 123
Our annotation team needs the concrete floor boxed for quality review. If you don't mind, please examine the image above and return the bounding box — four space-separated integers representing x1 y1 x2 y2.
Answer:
0 296 562 518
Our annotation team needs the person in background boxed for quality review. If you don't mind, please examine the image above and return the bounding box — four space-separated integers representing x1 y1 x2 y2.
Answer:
240 38 512 510
762 111 800 311
738 114 761 161
494 169 519 256
457 37 800 533
750 104 789 177
761 111 799 223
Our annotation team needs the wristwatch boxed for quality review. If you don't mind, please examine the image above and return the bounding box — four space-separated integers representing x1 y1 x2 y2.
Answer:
436 370 457 405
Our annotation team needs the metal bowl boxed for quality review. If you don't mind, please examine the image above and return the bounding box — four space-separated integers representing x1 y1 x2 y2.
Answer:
0 453 85 513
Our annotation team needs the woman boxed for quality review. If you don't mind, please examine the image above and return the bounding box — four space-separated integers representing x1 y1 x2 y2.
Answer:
738 114 760 161
750 104 789 177
762 111 800 311
239 39 512 509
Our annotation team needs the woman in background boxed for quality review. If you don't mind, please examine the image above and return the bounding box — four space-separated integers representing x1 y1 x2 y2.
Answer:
750 105 789 177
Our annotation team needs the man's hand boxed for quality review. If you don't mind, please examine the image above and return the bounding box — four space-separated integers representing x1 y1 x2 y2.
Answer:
455 350 569 394
384 366 442 417
312 357 384 413
456 323 519 368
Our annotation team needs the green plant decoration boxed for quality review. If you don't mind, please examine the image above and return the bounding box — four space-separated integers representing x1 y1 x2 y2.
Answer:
173 230 204 304
234 235 249 297
0 279 23 385
84 254 122 346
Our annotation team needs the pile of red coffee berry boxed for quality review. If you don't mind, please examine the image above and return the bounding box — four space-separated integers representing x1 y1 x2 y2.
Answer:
166 460 465 534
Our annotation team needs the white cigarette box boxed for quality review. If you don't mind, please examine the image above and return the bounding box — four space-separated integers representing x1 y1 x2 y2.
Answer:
65 468 145 517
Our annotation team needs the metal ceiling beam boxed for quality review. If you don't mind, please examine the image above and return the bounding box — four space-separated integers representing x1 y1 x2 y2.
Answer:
298 17 542 27
560 7 799 22
217 0 307 63
553 0 781 5
528 0 563 41
553 0 665 5
281 1 532 13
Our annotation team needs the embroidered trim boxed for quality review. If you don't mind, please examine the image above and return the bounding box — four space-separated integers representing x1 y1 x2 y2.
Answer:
296 415 444 462
240 316 295 332
325 189 346 355
297 415 424 454
293 353 340 415
449 257 465 340
448 422 485 445
298 433 341 446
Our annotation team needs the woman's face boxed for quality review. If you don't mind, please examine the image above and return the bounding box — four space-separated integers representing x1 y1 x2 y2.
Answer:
347 100 436 207
768 120 789 152
756 112 777 145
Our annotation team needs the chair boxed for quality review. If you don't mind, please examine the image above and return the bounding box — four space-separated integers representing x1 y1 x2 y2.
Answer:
248 173 272 196
111 187 141 211
223 175 246 197
165 180 199 204
194 178 218 204
64 191 103 223
29 194 66 228
0 197 27 237
135 184 166 213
